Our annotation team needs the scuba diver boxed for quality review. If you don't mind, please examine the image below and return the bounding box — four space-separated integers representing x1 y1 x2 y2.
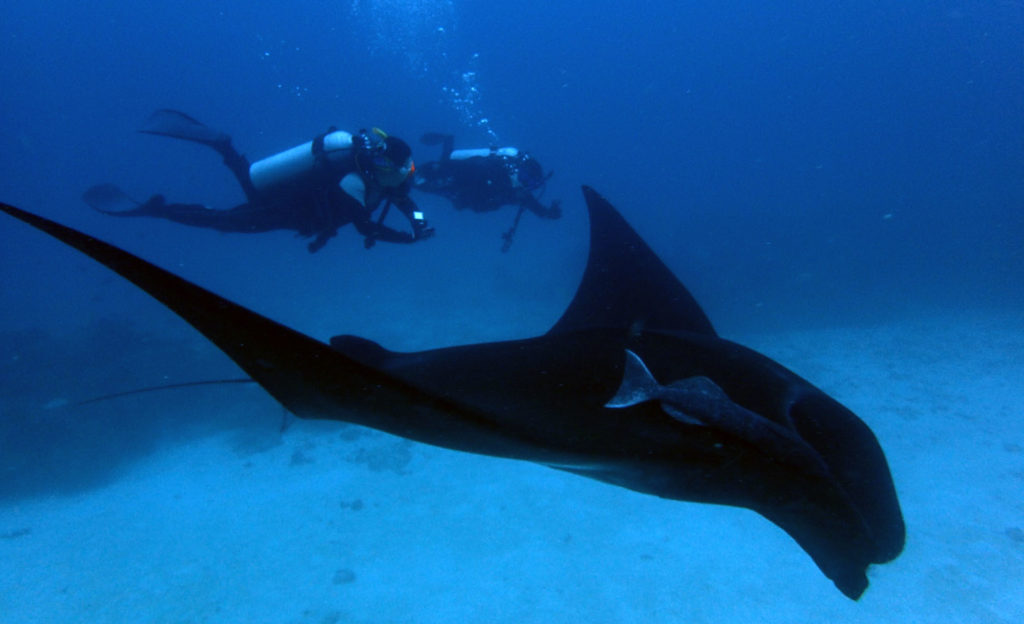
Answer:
84 109 434 253
413 133 561 251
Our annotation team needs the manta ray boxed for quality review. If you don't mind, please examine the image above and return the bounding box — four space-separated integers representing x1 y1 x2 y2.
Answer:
0 187 904 599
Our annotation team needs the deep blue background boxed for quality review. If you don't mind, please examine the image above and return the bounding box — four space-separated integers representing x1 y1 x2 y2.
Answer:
1 0 1022 337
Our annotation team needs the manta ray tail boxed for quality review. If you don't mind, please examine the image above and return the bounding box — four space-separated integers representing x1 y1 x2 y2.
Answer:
71 378 255 407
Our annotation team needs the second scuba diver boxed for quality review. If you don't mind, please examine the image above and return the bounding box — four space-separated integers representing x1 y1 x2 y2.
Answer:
84 109 434 253
414 133 561 251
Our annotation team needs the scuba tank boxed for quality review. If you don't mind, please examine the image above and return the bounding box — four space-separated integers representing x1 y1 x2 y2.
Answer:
449 146 518 160
449 146 546 191
249 130 353 192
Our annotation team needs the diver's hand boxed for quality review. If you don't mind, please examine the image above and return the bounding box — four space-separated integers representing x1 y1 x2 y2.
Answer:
308 235 329 253
413 219 435 241
546 200 563 219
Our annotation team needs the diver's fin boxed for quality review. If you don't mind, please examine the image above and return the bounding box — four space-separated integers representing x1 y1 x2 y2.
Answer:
419 132 453 146
82 184 142 213
605 349 661 408
83 185 166 217
139 109 231 149
547 187 716 336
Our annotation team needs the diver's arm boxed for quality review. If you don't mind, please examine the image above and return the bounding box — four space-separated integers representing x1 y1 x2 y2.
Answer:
352 212 415 246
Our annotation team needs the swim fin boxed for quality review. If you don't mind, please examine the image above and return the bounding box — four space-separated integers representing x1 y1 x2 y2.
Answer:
419 132 453 146
82 183 142 213
83 184 167 217
139 109 231 150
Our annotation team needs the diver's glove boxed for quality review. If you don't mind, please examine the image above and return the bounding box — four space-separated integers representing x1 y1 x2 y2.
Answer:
307 227 338 253
413 218 436 241
308 234 329 253
545 200 563 219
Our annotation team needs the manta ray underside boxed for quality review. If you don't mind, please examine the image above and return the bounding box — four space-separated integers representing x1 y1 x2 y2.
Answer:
0 187 904 599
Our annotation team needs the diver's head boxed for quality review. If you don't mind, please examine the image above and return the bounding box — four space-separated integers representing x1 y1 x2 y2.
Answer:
368 130 415 188
514 153 544 190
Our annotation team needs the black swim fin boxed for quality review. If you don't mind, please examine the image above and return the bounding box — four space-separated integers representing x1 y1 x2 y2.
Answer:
139 109 231 150
82 184 142 213
83 184 168 217
419 132 453 146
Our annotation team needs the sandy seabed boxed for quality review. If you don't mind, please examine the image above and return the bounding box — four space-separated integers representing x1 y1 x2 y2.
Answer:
1 310 1022 623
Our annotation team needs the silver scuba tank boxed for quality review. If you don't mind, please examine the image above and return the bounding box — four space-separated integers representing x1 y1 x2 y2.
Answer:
249 130 353 192
449 147 518 160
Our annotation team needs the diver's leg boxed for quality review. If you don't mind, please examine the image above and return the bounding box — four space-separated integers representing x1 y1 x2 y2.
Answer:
120 199 289 234
220 147 259 202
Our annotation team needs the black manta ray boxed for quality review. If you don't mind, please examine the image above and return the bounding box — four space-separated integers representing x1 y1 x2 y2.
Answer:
0 188 904 599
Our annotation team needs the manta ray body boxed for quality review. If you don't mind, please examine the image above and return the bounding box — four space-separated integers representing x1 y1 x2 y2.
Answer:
0 187 904 599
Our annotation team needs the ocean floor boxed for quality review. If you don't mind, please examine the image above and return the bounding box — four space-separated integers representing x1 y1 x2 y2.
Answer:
1 309 1022 623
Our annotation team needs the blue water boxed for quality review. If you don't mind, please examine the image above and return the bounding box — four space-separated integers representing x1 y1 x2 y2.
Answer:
1 1 1022 620
2 0 1021 331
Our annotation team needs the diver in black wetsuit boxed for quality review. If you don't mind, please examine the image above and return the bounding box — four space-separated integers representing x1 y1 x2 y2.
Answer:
413 133 561 251
84 110 434 252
